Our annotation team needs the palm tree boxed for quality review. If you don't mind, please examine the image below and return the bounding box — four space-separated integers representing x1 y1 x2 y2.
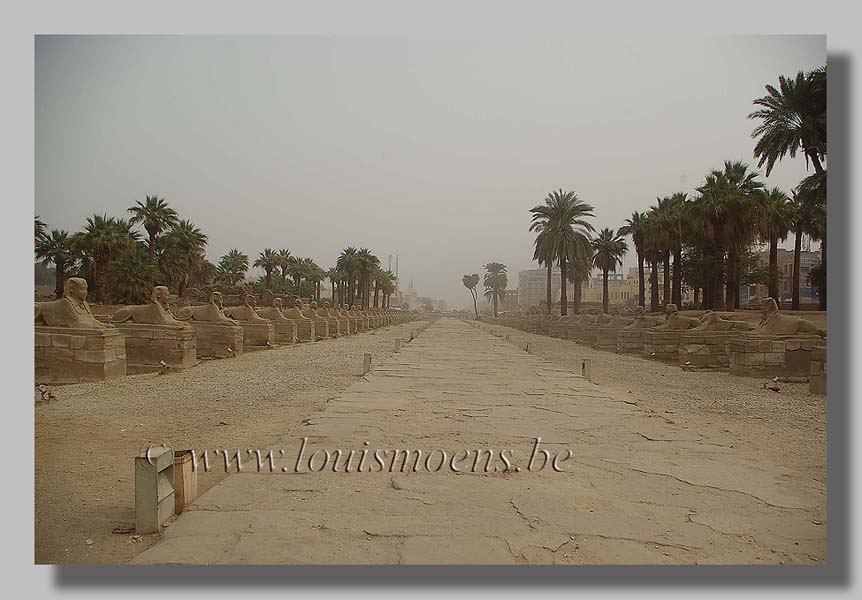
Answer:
254 248 279 291
35 215 47 244
617 211 647 308
216 249 249 285
110 244 160 304
483 262 508 317
381 276 396 308
337 247 360 305
164 219 208 296
757 188 794 302
128 196 179 265
35 229 74 297
797 170 827 309
640 212 662 311
749 68 826 177
356 248 380 309
462 274 480 319
592 228 628 313
77 215 137 303
529 189 594 316
276 249 292 287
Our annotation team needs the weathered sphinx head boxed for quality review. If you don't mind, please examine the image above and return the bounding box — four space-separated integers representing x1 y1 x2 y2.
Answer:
665 303 679 317
210 291 225 309
760 297 779 320
64 277 89 303
152 286 170 308
273 297 284 310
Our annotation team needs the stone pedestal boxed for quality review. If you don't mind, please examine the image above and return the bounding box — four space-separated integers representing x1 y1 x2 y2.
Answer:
564 322 586 342
617 329 647 354
238 321 275 349
272 321 297 345
809 345 826 395
595 326 626 350
729 335 821 377
678 331 736 370
293 319 315 342
114 323 197 373
643 329 688 361
35 326 126 383
548 319 570 338
189 322 244 359
580 325 602 347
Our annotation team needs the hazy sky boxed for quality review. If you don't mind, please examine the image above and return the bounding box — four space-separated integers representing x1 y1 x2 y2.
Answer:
36 35 824 309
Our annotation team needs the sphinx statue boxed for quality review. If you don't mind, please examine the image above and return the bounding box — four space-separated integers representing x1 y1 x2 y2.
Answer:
653 303 700 331
691 310 754 332
112 286 185 326
322 300 351 334
298 299 329 339
224 295 270 323
35 277 109 329
747 298 824 337
622 306 663 329
175 292 238 323
281 298 316 342
257 297 292 322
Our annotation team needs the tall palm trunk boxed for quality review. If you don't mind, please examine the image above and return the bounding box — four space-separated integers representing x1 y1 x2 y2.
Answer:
471 290 479 319
559 257 568 317
672 249 682 307
54 257 66 298
768 239 779 301
711 248 725 311
792 223 802 310
725 249 737 312
637 252 645 308
693 287 700 306
545 262 552 314
649 258 659 312
147 230 156 265
602 269 610 313
94 257 108 303
493 293 498 318
662 255 671 306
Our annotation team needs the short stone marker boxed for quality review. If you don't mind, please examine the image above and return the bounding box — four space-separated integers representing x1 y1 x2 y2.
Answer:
135 447 175 534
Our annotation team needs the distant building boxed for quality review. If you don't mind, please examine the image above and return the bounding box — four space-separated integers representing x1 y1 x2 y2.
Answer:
517 268 561 309
746 249 821 305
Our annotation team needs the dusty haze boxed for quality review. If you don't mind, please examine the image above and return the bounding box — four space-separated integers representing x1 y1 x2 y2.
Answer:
36 35 824 309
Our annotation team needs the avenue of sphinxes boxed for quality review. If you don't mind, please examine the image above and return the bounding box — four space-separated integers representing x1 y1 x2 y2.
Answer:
35 277 127 383
641 303 704 361
256 297 298 345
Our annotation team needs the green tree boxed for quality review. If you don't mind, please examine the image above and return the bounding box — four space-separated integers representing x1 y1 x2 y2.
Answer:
254 248 280 291
35 229 74 297
592 228 628 313
109 244 160 303
617 211 647 308
462 273 480 319
483 262 508 318
356 248 380 309
164 219 208 296
337 247 360 306
77 215 137 303
529 189 594 316
128 196 180 266
216 249 249 285
757 187 794 301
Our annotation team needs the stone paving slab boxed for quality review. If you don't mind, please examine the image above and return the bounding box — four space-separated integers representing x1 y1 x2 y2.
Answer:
132 318 825 564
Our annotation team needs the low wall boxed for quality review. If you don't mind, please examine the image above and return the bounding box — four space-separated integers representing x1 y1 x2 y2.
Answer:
35 326 126 383
114 323 196 373
728 335 821 377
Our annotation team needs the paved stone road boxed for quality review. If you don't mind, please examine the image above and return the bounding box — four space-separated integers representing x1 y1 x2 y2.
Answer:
133 318 825 564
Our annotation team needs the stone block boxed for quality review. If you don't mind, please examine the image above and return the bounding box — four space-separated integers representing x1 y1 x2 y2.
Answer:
35 326 126 384
114 323 198 373
188 322 244 359
238 321 275 349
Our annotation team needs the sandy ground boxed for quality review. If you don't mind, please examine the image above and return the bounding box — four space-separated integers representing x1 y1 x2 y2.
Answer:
131 318 825 565
475 320 826 488
34 320 427 564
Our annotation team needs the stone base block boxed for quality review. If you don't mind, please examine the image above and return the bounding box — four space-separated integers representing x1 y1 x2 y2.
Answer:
809 345 826 395
35 326 126 383
643 329 687 361
616 329 646 354
114 323 197 373
293 320 315 342
272 321 297 345
580 325 601 347
189 322 244 359
678 331 736 370
595 326 625 350
239 321 275 348
729 335 821 377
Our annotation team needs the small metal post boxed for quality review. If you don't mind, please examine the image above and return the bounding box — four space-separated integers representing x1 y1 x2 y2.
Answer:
363 353 372 375
580 359 592 382
395 339 401 351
